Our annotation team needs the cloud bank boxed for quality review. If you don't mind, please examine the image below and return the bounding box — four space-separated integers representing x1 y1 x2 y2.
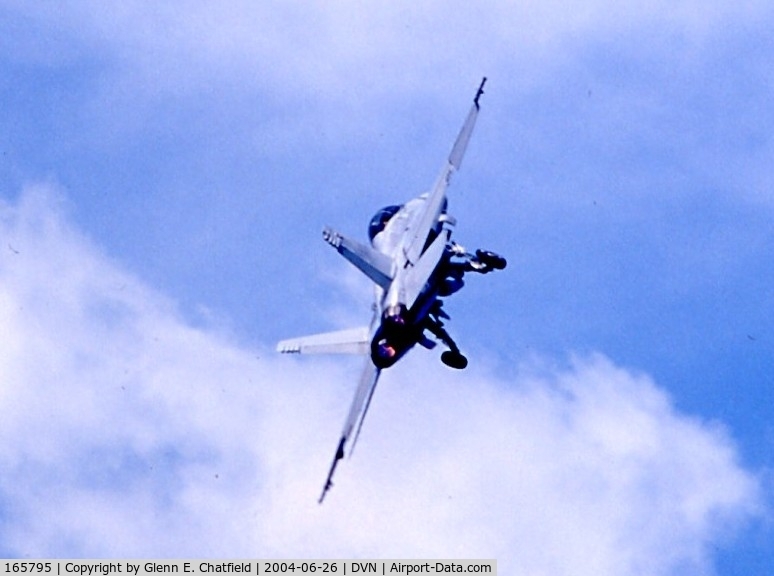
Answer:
0 187 762 572
9 0 769 88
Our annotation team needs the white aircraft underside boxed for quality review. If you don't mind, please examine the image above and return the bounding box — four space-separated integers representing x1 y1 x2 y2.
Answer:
277 78 506 503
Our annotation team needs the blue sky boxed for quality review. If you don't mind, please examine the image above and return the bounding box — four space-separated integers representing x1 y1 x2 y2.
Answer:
1 1 772 573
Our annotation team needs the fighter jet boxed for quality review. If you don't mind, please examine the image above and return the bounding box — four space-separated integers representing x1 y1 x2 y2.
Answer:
277 78 506 503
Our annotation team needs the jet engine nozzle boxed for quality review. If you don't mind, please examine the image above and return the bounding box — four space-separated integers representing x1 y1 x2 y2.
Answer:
371 304 414 368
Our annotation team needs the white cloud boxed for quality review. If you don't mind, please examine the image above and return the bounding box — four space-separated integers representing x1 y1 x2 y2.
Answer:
6 0 771 101
0 186 762 572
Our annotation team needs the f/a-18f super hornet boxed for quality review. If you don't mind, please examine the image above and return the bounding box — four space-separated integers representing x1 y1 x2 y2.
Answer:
277 78 506 503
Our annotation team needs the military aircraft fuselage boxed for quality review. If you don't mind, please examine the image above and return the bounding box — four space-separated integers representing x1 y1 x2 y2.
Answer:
367 200 450 368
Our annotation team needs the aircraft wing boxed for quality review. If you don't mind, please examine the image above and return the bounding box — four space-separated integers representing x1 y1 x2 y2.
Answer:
402 77 486 267
319 357 382 503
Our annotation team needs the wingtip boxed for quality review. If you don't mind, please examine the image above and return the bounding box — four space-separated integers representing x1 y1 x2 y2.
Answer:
474 77 487 109
318 483 331 504
317 436 347 504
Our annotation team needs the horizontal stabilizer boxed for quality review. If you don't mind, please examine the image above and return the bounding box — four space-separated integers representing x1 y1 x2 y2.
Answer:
323 227 393 289
277 326 370 355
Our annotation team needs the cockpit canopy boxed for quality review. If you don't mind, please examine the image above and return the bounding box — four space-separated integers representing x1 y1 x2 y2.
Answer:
368 205 402 241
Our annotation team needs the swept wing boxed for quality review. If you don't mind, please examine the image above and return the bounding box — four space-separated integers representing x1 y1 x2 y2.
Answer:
401 77 486 267
319 357 381 503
